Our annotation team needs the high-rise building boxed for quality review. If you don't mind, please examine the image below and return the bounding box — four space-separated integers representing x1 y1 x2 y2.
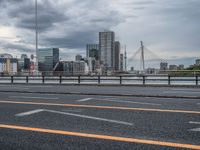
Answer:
120 54 124 71
88 49 99 60
99 31 115 72
21 54 28 59
86 44 99 59
37 48 59 74
18 54 30 71
114 41 120 71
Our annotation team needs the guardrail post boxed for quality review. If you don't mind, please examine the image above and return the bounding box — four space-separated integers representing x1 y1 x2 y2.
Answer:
59 75 62 84
196 76 198 85
26 76 28 84
11 76 13 84
78 76 81 84
142 76 145 85
42 76 45 84
98 75 100 84
120 76 122 85
168 76 171 85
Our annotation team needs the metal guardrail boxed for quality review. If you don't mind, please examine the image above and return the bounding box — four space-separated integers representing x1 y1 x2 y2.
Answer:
0 75 199 86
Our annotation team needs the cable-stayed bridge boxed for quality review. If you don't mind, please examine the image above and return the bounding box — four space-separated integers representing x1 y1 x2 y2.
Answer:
129 41 166 73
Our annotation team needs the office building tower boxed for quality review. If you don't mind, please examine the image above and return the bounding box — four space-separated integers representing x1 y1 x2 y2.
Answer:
120 54 124 71
99 31 115 72
86 44 99 59
114 41 120 71
21 54 28 59
88 49 99 60
37 48 59 74
18 54 30 71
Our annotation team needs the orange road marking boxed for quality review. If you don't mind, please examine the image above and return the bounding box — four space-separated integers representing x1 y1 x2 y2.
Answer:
0 124 200 150
0 100 200 114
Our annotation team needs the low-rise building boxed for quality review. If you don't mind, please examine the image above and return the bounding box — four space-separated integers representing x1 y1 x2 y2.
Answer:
87 57 100 75
62 61 86 76
195 59 200 66
178 64 184 70
0 57 18 75
160 62 168 71
169 65 178 70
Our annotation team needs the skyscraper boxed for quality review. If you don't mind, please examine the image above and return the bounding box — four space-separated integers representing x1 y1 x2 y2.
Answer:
114 41 120 71
37 48 59 74
120 54 124 71
99 31 115 72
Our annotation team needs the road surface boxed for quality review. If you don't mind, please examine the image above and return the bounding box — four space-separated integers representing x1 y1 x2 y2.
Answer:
0 84 199 149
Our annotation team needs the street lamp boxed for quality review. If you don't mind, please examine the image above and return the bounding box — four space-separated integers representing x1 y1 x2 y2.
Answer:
35 0 38 74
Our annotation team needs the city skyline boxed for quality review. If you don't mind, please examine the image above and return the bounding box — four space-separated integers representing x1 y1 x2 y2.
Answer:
0 0 200 69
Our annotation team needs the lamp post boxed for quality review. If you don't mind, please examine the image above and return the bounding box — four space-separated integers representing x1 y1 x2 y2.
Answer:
35 0 38 74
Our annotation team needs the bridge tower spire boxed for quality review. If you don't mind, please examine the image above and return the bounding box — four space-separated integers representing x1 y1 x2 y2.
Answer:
141 41 145 73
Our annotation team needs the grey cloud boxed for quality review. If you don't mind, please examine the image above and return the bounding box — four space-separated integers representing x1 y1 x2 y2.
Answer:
0 0 199 68
6 0 67 31
1 0 125 52
43 30 98 49
0 41 34 54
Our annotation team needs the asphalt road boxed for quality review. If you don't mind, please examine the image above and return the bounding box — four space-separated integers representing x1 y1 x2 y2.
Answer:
0 85 200 150
0 84 200 98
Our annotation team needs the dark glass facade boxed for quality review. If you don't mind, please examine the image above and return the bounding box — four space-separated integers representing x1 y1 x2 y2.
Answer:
37 48 59 73
86 44 99 59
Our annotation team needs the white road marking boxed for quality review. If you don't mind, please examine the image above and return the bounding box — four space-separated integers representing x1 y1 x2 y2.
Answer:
77 98 93 102
15 109 133 126
189 121 200 125
9 96 58 100
62 108 83 113
95 98 161 106
15 109 44 117
188 121 200 132
197 103 200 105
189 128 200 132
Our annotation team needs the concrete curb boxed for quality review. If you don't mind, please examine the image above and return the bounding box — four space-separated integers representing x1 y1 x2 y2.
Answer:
1 90 200 99
0 83 200 88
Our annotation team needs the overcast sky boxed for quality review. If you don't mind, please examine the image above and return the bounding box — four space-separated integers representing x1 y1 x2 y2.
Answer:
0 0 199 69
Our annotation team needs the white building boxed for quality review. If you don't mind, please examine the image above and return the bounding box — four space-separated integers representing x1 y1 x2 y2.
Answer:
0 57 18 75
